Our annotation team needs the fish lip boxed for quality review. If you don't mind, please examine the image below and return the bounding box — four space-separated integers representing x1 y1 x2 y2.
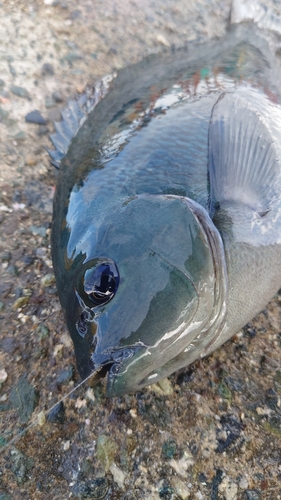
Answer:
90 343 147 397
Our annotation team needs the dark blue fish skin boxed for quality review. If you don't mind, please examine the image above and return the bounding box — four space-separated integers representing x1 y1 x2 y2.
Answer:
51 24 281 396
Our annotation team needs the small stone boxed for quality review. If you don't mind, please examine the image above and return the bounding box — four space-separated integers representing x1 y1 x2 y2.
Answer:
11 85 30 99
0 79 5 87
7 265 18 276
239 477 249 490
168 450 194 477
64 51 83 64
37 125 49 136
36 323 49 340
109 462 126 489
156 34 170 46
35 247 47 258
30 225 47 237
57 364 74 384
12 296 29 310
150 377 173 395
171 477 190 499
108 46 118 55
41 63 55 76
25 110 47 125
265 388 278 411
9 375 39 423
52 90 64 103
158 484 174 500
162 439 177 459
69 9 81 20
47 401 65 424
96 435 118 472
9 65 17 77
10 448 34 484
41 273 55 287
216 414 242 453
25 156 37 166
0 251 12 262
37 411 46 426
0 369 8 384
218 381 232 400
13 131 26 141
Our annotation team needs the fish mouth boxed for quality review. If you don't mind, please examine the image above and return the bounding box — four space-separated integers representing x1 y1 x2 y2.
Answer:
89 344 146 395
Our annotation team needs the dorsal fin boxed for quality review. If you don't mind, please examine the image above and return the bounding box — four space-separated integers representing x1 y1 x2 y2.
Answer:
208 87 281 245
47 74 116 169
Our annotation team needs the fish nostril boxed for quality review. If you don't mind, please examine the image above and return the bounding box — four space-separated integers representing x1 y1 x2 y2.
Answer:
110 364 121 376
76 313 88 337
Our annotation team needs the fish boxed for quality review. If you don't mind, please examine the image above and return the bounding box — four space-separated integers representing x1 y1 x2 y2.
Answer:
50 23 281 397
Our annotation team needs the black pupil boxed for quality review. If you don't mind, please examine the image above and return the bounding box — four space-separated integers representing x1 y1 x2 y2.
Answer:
84 261 119 306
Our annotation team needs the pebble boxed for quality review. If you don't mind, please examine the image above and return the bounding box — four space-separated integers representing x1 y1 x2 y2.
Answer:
0 369 8 384
216 414 242 453
12 296 29 310
64 51 83 64
41 273 55 287
10 85 30 99
13 131 26 141
47 401 65 424
35 247 47 258
25 156 37 166
41 62 55 76
25 110 47 125
162 439 177 459
0 251 11 262
150 377 173 395
218 476 238 500
37 125 49 136
171 477 190 499
239 477 249 490
52 90 64 103
0 79 5 87
30 225 47 237
109 462 126 489
168 450 194 477
10 448 34 484
57 364 74 384
9 375 39 423
69 9 82 20
96 434 118 472
37 411 46 426
36 323 49 340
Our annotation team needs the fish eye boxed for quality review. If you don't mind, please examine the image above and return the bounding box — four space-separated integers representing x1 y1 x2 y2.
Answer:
83 260 119 306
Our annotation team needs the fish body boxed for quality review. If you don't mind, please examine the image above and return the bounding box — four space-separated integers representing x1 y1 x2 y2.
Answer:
51 24 281 396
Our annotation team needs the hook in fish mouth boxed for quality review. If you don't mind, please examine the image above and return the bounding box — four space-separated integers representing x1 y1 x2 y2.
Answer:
89 343 147 386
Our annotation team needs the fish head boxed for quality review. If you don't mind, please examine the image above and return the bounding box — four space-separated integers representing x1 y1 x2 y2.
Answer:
63 194 226 396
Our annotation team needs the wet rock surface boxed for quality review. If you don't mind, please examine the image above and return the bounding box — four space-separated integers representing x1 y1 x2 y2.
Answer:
1 0 281 499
